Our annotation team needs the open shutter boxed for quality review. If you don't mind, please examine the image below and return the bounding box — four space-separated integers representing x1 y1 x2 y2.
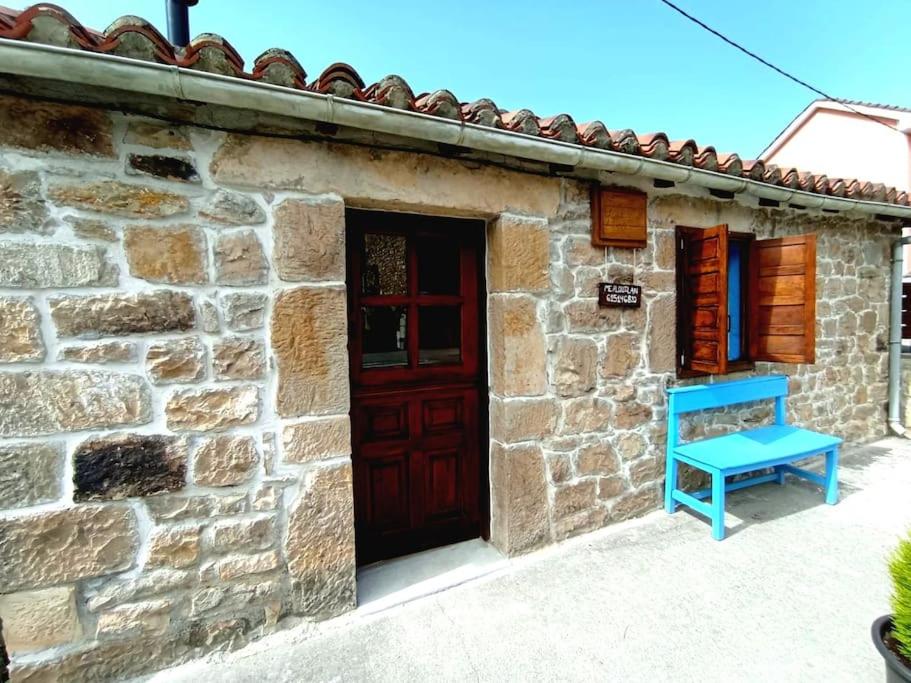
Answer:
748 234 816 364
677 224 728 375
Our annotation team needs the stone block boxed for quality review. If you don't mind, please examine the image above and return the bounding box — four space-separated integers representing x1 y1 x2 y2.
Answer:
0 504 137 592
200 298 220 333
0 169 48 234
48 180 188 217
553 480 597 520
488 214 550 292
67 217 117 242
273 197 345 282
210 550 281 581
210 134 561 218
145 337 206 384
0 442 62 511
0 370 151 437
563 236 605 267
193 435 258 486
0 94 113 157
490 397 557 443
214 230 268 285
50 291 195 338
0 242 115 288
0 587 81 654
272 287 349 417
282 416 351 463
610 485 660 521
166 385 260 432
124 121 192 150
147 526 201 569
286 464 356 618
576 442 620 477
597 475 628 501
0 297 43 362
617 433 646 461
124 225 207 284
490 441 550 555
96 599 171 638
58 341 137 364
212 336 266 380
145 493 247 523
552 337 597 397
560 397 612 435
602 332 640 378
73 433 187 502
629 456 661 488
647 294 676 373
199 189 266 225
613 402 652 430
208 515 275 554
223 292 267 331
489 295 546 397
563 299 622 334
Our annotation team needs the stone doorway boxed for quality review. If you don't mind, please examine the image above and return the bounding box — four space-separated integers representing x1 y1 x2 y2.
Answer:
345 209 489 566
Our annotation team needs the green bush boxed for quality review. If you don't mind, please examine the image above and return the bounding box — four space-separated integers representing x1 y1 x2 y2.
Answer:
891 530 911 659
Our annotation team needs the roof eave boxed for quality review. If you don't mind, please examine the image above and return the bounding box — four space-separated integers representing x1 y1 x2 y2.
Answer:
2 38 909 220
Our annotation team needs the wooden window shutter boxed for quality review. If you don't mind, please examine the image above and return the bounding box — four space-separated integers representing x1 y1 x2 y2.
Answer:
748 234 817 364
676 224 729 375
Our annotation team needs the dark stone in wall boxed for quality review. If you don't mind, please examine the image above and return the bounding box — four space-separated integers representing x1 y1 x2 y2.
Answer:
128 154 200 183
0 617 9 683
73 434 186 502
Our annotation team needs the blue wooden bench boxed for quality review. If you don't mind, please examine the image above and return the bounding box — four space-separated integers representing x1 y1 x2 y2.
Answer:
665 374 842 540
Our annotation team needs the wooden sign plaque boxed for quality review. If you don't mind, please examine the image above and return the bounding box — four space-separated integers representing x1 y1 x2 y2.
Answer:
598 282 642 308
591 187 647 248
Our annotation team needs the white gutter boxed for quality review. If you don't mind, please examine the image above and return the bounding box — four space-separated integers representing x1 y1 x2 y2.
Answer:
2 39 910 219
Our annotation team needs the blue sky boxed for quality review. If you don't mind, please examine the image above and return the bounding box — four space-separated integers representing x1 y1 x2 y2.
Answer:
10 0 910 157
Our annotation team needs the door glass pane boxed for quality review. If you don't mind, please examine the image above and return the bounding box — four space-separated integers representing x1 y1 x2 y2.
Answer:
362 306 407 368
363 234 407 296
416 238 459 295
419 306 461 365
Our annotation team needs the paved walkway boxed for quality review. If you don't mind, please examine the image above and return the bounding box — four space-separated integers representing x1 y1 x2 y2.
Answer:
151 438 911 682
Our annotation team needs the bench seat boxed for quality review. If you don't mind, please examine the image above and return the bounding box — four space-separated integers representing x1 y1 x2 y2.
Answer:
674 425 842 475
665 375 842 540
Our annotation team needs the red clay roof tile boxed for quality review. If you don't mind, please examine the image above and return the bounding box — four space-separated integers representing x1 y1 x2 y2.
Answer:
0 3 905 208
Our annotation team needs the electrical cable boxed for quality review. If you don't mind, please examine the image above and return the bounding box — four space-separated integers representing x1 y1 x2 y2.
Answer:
657 0 904 134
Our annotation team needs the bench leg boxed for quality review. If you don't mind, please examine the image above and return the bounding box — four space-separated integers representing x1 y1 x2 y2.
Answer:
711 470 726 541
665 456 678 513
774 465 786 485
824 447 839 505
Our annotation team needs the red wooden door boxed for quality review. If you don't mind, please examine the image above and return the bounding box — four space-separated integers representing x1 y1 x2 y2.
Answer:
346 209 486 565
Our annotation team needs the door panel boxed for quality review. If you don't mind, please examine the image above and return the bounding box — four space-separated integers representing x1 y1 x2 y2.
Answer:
347 210 486 566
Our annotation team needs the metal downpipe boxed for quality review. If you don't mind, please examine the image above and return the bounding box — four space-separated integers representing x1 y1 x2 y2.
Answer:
888 234 911 436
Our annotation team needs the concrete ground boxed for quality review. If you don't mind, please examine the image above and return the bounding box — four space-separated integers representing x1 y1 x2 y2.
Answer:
151 438 911 682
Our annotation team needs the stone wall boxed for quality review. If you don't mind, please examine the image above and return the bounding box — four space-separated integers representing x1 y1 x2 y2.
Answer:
0 92 896 680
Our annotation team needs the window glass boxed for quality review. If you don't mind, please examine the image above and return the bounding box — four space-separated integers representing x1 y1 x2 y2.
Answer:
419 306 461 365
363 234 407 296
727 241 743 361
416 238 460 295
362 306 407 368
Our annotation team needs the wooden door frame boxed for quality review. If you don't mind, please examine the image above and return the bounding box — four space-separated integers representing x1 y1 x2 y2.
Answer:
344 208 491 561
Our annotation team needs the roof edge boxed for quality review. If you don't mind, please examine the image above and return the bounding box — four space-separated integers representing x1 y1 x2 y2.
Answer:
2 38 910 220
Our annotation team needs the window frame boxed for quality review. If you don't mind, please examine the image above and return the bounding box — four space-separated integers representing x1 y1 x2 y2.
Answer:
675 226 755 379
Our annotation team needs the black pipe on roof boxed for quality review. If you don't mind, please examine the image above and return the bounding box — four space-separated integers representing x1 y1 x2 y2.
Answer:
165 0 198 47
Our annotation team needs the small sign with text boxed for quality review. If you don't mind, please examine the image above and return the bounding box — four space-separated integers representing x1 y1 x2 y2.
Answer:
598 282 642 308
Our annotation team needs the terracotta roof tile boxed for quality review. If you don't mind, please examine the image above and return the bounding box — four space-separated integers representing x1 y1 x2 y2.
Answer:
637 133 670 161
576 121 611 149
0 3 905 208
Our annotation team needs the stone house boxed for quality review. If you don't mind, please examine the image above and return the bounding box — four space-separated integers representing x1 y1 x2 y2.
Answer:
0 5 908 681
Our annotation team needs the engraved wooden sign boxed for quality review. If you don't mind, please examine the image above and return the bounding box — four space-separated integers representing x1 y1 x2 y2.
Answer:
598 282 642 308
591 187 647 248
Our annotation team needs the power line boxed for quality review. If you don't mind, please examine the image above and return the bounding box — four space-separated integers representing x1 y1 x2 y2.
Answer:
657 0 903 135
